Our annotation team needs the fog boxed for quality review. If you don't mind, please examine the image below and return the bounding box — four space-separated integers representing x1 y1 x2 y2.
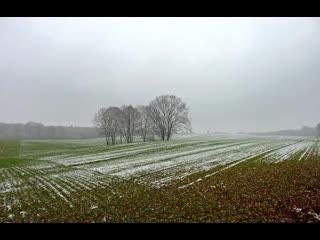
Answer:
1 17 320 133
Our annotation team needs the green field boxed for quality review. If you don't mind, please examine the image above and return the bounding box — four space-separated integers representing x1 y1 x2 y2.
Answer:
0 135 319 223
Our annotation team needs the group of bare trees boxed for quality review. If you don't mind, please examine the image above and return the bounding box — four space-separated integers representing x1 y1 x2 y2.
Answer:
93 95 192 145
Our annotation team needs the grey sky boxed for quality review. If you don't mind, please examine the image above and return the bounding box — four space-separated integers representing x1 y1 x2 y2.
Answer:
1 17 320 133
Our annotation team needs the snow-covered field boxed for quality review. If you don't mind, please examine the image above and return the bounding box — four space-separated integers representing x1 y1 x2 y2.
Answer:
0 134 319 219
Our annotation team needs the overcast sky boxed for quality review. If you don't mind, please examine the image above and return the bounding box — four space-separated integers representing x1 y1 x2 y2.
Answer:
1 17 320 133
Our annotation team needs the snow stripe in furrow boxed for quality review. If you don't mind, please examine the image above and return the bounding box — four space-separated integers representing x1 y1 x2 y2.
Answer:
12 166 47 178
177 141 302 189
177 141 318 189
5 167 23 179
41 176 71 195
0 168 24 192
178 149 275 189
55 168 108 190
112 140 287 183
52 176 113 207
32 175 72 207
298 145 314 161
38 141 183 162
72 172 111 189
307 142 320 172
90 141 256 177
71 173 100 189
1 168 24 210
52 175 93 193
303 143 317 163
13 166 46 177
0 168 10 181
313 142 320 157
63 175 94 191
27 177 59 206
46 173 100 197
0 168 6 179
43 141 210 166
11 167 30 177
15 164 70 180
261 141 312 163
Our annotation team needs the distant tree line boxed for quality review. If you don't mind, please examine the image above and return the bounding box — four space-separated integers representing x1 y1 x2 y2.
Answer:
93 95 192 145
0 122 99 140
252 124 320 137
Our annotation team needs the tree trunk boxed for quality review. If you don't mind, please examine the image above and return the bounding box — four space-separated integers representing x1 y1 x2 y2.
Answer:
166 132 171 141
161 129 165 141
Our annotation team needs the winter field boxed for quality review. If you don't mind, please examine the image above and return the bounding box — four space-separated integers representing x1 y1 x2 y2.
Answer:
0 134 319 223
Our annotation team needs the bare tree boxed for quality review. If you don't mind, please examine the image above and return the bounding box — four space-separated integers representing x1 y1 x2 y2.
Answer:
147 123 157 141
147 95 191 141
93 107 122 145
136 105 153 142
108 107 122 145
164 95 191 140
113 108 124 144
146 99 167 141
119 105 140 143
93 107 111 145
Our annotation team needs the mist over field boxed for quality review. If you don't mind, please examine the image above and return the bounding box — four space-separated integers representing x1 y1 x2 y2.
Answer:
1 17 320 133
